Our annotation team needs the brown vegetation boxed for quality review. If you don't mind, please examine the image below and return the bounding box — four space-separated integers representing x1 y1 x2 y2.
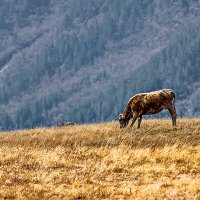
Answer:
0 119 200 199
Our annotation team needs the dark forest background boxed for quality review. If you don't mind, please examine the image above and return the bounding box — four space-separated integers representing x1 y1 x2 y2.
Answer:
0 0 200 130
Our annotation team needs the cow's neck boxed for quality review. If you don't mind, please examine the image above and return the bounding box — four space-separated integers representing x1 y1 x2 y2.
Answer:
123 105 132 119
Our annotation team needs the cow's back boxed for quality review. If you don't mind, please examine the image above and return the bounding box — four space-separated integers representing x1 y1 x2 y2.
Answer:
128 90 174 115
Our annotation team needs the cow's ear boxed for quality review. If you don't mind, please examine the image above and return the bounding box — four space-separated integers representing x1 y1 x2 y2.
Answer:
118 113 124 120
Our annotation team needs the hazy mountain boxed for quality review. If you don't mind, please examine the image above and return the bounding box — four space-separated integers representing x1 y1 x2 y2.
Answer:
0 0 200 130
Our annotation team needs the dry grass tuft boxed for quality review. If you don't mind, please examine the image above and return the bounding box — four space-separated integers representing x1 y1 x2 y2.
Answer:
0 118 200 199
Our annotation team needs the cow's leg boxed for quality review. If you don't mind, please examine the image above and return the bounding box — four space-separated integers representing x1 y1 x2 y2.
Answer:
166 105 177 126
130 114 138 128
137 115 142 129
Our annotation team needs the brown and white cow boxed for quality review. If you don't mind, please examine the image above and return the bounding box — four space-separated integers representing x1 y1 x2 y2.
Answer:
118 89 177 129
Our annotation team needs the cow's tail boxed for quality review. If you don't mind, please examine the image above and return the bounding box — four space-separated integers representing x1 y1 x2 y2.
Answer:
171 90 176 109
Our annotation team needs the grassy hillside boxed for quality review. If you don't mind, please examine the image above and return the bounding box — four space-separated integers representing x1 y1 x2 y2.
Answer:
0 118 200 199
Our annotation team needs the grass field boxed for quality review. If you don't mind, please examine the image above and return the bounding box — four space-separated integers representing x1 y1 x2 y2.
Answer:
0 118 200 199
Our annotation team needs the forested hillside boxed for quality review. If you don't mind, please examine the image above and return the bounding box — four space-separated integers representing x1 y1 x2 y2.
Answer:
0 0 200 130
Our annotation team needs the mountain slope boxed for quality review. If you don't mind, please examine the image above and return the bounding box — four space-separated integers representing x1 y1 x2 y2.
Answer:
0 0 200 129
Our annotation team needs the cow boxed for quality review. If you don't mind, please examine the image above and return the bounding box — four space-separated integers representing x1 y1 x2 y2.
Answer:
118 89 177 129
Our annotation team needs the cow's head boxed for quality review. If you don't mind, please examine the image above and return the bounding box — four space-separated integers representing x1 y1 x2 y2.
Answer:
118 113 129 128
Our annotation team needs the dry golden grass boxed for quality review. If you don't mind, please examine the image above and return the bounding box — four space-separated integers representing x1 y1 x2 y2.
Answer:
0 118 200 199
